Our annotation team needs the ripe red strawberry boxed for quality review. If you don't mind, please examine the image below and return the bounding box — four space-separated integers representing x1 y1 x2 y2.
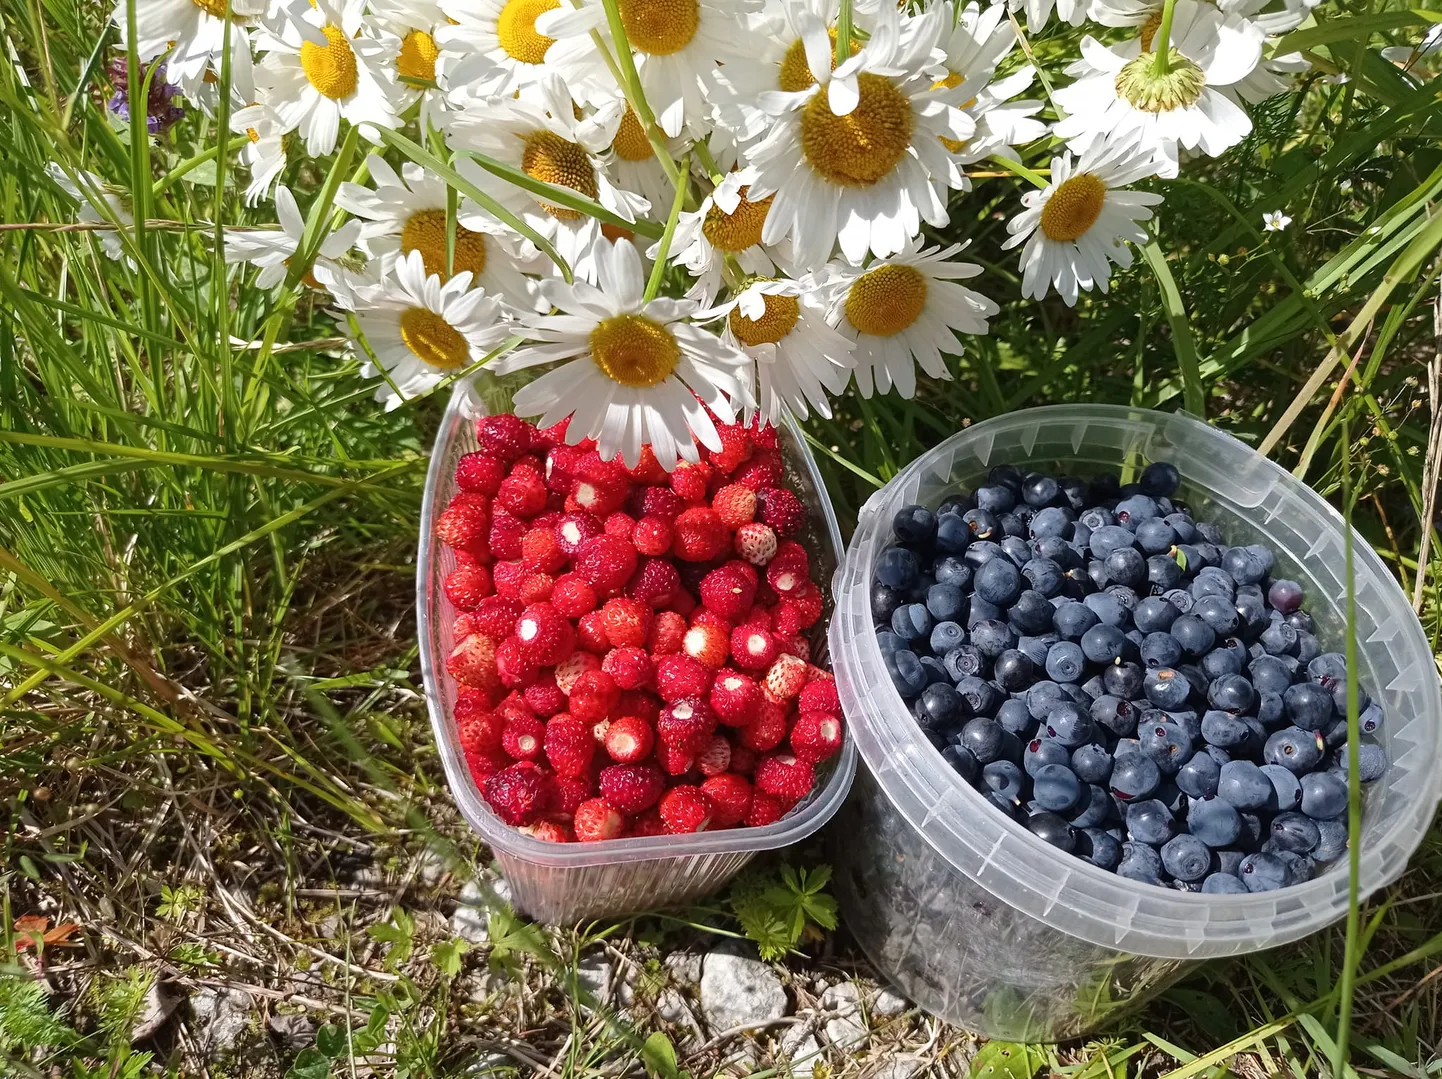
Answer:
600 597 651 648
554 512 601 557
520 528 566 573
658 697 717 751
630 808 666 836
598 763 665 814
515 602 575 666
533 416 570 448
457 707 505 753
747 421 778 450
764 653 808 700
672 507 728 562
683 621 730 670
707 424 753 473
491 559 527 600
655 654 712 702
729 743 758 775
574 535 638 594
791 710 843 763
633 516 674 556
453 612 479 638
711 484 757 529
739 700 788 751
709 670 761 726
573 797 624 842
488 509 525 561
798 676 839 714
544 715 594 777
575 610 610 653
471 596 521 641
603 512 634 540
527 819 573 843
659 785 713 833
568 669 620 723
648 610 687 655
523 674 566 717
701 773 752 827
604 714 655 763
741 603 772 629
699 564 757 621
733 522 778 566
627 446 669 485
766 552 809 597
447 635 500 692
670 461 712 503
784 636 812 662
482 763 547 825
501 713 545 761
518 572 555 605
602 645 654 690
775 586 823 635
551 574 598 618
466 745 514 781
745 791 785 826
730 625 781 670
754 752 815 799
554 650 601 693
655 741 696 776
627 557 681 608
696 734 732 777
444 565 493 611
475 414 535 461
456 451 507 496
545 774 591 818
545 442 587 492
615 689 660 724
494 636 539 689
756 487 806 537
496 465 548 519
436 502 490 555
732 449 783 491
570 472 629 516
632 485 682 521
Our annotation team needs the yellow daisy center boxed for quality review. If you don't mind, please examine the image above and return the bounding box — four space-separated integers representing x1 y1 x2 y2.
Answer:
397 28 439 81
1139 10 1163 52
496 0 559 64
300 24 359 100
192 0 250 18
1039 173 1107 242
932 70 965 91
701 186 773 252
1114 49 1206 112
778 28 858 92
589 314 680 387
246 126 261 142
800 73 913 188
729 293 800 347
612 105 654 161
617 0 699 56
400 307 470 369
400 210 488 281
845 263 927 337
521 130 599 220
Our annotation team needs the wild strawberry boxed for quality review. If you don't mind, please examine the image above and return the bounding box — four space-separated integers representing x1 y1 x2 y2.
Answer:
475 414 534 461
523 674 566 717
739 701 788 751
672 507 728 562
456 452 506 495
604 715 655 763
590 716 611 745
551 574 598 618
554 650 601 694
616 689 660 724
496 465 548 519
756 487 806 537
568 669 620 723
733 522 778 566
444 565 493 611
488 509 526 560
709 670 761 726
729 744 758 775
799 676 839 712
436 502 490 555
453 612 479 639
602 646 654 690
774 590 822 637
519 528 565 573
545 774 591 818
707 424 753 472
627 446 669 485
544 715 594 777
745 791 785 826
755 752 815 800
764 653 808 700
502 713 545 761
573 797 624 842
570 471 629 516
515 603 575 666
600 597 652 648
683 622 730 670
491 560 526 600
730 625 780 670
482 763 547 825
494 692 537 725
701 773 752 827
574 535 638 594
457 706 505 753
575 610 610 653
791 710 843 763
627 557 681 608
545 442 587 492
630 809 666 836
655 654 712 702
632 485 682 521
466 746 515 781
633 516 674 557
494 636 539 689
527 820 573 843
766 554 810 599
780 635 811 662
732 450 783 491
659 785 713 833
655 741 696 776
699 564 757 621
691 607 732 631
648 610 687 655
747 421 779 450
598 763 665 814
670 461 712 503
604 512 636 541
711 484 757 529
534 417 570 449
551 512 599 557
658 697 717 751
518 572 555 605
471 596 521 641
741 603 773 628
447 635 500 691
696 734 732 777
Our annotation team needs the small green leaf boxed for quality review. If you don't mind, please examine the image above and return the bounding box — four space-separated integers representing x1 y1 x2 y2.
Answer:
430 937 470 979
641 1032 680 1079
286 1048 334 1079
971 1041 1047 1079
313 1024 346 1058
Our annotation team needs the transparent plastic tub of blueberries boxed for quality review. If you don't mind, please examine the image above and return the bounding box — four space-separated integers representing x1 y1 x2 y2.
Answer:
418 373 856 924
828 404 1442 1042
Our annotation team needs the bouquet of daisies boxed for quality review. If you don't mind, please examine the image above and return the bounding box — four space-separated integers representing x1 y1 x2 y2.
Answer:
102 0 1317 468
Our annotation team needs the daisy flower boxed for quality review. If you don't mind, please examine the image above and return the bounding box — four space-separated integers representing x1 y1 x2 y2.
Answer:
116 0 264 100
824 237 997 398
1052 0 1263 177
350 249 515 408
365 0 449 121
702 278 854 424
254 0 402 157
44 164 134 268
434 0 565 101
598 102 680 216
224 185 361 289
1010 0 1087 32
491 238 750 469
441 76 648 284
1262 209 1291 232
231 101 289 207
335 153 542 309
1000 135 1164 304
660 166 789 305
1382 23 1442 69
534 0 757 136
930 4 1045 169
936 2 1020 96
746 1 974 266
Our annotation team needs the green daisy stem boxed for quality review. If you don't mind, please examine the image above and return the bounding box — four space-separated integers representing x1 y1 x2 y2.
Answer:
836 0 853 66
596 0 683 189
1151 0 1178 75
991 154 1049 190
645 152 691 304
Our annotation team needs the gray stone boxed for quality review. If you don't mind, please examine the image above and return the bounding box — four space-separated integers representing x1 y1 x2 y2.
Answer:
189 987 255 1055
130 982 178 1042
873 1054 924 1079
452 876 513 944
820 983 866 1051
416 846 451 888
663 949 704 986
699 947 789 1034
871 986 909 1018
575 951 613 1010
268 1012 315 1050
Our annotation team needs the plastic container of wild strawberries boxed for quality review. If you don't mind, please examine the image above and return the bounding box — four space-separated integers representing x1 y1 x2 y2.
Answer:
418 373 856 923
828 404 1442 1042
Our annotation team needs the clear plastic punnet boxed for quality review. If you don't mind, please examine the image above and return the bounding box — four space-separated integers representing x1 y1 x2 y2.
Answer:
827 404 1442 1042
418 374 856 924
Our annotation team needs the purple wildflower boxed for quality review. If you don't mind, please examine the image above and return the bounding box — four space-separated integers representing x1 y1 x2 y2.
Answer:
106 56 185 135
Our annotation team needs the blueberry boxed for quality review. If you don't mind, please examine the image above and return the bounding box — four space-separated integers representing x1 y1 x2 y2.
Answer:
1080 624 1129 666
1027 810 1076 851
1044 702 1095 747
1110 753 1162 802
1007 590 1056 635
1083 591 1129 628
987 464 1024 492
1067 783 1113 828
1218 760 1273 810
1263 726 1324 773
929 620 966 655
1117 841 1165 884
919 656 951 687
1103 662 1145 699
876 546 920 590
1313 819 1349 862
1222 545 1272 586
1234 588 1269 635
1238 851 1288 892
993 649 1035 691
1250 655 1293 697
970 619 1016 660
1024 737 1071 777
1187 795 1243 848
1001 535 1033 565
914 682 962 730
876 629 905 657
1176 752 1222 798
1200 638 1247 680
1207 674 1255 714
1259 763 1303 813
1045 641 1086 684
1135 517 1179 555
1359 701 1384 736
934 512 971 555
892 505 937 546
1033 763 1084 812
996 699 1034 736
938 493 976 516
1278 850 1315 886
1300 772 1348 820
1015 635 1052 667
1027 681 1067 720
956 676 1000 717
1163 588 1195 614
1270 812 1320 854
1170 614 1216 658
1256 692 1285 726
1202 873 1248 893
960 717 1005 765
926 583 967 623
871 581 904 622
943 644 986 682
1144 667 1192 710
1215 849 1246 876
1140 632 1183 670
1355 743 1387 782
973 557 1022 607
1201 710 1251 749
1307 652 1347 689
975 484 1016 515
1072 743 1114 785
1028 507 1072 541
933 555 972 589
1260 621 1299 656
1115 494 1161 528
1126 799 1175 845
1294 631 1320 664
890 603 934 643
1286 609 1316 633
1080 506 1114 531
1161 833 1212 881
1104 547 1146 588
1267 578 1304 614
1134 596 1180 634
1139 461 1181 497
1022 557 1065 597
1054 601 1100 640
1091 695 1138 738
1090 525 1138 559
1283 682 1333 728
1139 720 1194 774
1191 594 1241 636
985 791 1021 819
982 760 1025 803
942 744 979 783
963 508 999 541
886 649 929 697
